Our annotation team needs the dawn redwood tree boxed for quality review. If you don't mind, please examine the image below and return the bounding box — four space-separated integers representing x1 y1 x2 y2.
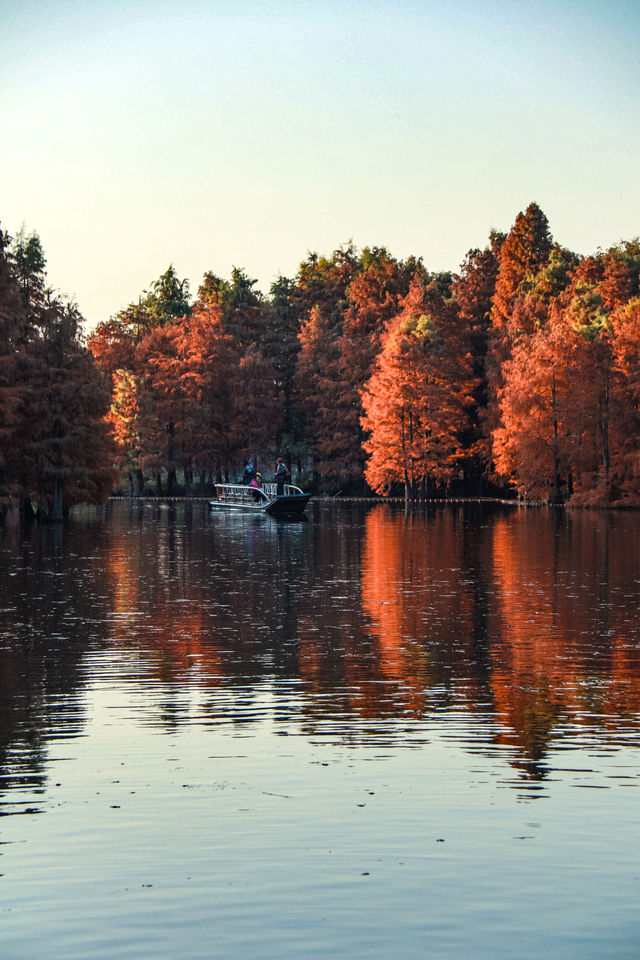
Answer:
612 296 640 499
6 226 48 518
489 245 579 501
86 317 137 392
231 344 283 470
261 275 301 457
195 267 263 348
26 296 114 520
290 244 358 332
492 323 572 501
89 264 191 368
89 265 192 380
600 241 640 311
293 305 342 489
484 203 554 471
552 253 639 504
613 296 640 403
491 203 554 335
3 227 115 520
450 236 502 487
134 323 183 494
329 249 418 491
89 266 193 492
493 243 640 506
527 241 640 506
109 369 144 495
290 245 359 484
223 267 264 348
171 302 241 482
361 274 476 498
0 226 31 514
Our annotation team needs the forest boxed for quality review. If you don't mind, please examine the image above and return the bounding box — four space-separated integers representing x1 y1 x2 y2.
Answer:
1 201 640 523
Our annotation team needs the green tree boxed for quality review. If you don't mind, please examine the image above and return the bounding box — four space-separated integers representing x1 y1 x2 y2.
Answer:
195 267 263 347
10 225 46 315
261 275 301 455
451 236 502 491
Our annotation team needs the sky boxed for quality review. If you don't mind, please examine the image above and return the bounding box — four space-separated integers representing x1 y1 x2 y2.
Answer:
2 0 639 329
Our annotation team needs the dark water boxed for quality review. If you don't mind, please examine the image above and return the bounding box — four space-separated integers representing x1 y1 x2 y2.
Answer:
0 500 639 959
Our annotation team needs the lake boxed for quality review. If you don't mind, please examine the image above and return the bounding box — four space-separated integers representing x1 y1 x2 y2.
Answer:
0 499 639 959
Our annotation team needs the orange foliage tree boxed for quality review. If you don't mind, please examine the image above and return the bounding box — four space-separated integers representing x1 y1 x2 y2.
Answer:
484 203 554 471
328 250 416 491
493 241 640 504
490 247 578 501
493 323 572 501
612 294 640 482
553 249 639 504
361 274 476 497
170 303 240 482
73 211 640 506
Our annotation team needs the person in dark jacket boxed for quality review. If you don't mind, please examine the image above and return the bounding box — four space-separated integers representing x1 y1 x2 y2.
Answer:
243 458 255 485
275 457 290 495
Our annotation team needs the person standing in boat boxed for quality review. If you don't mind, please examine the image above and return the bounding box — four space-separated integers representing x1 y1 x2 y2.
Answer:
275 457 290 495
243 458 255 485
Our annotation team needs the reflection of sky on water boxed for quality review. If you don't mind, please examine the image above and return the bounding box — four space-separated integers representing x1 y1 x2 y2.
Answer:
0 501 639 957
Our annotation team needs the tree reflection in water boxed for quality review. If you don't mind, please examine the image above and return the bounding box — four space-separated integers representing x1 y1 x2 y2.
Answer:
1 501 639 789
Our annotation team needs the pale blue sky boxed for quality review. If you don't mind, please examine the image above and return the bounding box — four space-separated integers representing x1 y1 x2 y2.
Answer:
2 0 639 328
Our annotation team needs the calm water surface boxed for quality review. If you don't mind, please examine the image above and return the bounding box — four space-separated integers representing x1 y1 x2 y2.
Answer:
0 500 639 959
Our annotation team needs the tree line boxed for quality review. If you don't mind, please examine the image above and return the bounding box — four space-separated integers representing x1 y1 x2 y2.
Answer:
2 202 640 522
0 226 113 522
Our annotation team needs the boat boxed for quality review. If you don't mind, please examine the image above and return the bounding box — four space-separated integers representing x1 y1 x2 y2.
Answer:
209 481 311 516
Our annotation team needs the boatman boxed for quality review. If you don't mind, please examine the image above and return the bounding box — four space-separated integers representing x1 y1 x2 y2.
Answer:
275 457 290 495
243 458 255 485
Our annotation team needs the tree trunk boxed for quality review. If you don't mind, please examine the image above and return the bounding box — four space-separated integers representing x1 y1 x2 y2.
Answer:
21 496 37 525
37 478 50 521
51 477 64 522
184 465 193 496
599 379 610 480
549 375 564 504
